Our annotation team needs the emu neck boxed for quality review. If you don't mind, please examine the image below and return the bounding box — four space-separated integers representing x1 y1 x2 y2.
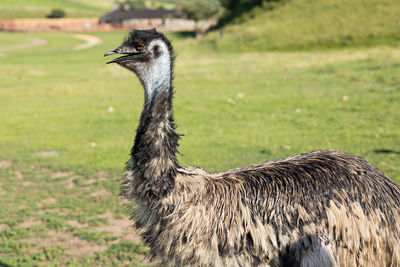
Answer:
139 48 172 105
130 80 180 200
142 71 171 105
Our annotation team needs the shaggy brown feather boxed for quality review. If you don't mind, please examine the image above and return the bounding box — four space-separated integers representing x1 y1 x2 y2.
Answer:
111 29 400 267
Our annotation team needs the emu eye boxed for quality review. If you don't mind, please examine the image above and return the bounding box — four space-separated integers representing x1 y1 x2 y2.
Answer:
153 45 161 57
136 44 144 51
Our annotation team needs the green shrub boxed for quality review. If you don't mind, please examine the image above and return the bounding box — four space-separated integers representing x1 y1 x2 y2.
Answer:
46 9 66 19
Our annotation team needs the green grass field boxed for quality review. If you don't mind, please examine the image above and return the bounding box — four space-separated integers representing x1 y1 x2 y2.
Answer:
207 0 400 51
1 26 400 267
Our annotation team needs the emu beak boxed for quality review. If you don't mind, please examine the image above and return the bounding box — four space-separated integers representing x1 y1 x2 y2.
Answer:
104 44 119 55
104 45 142 64
104 50 118 57
104 45 123 64
104 45 137 64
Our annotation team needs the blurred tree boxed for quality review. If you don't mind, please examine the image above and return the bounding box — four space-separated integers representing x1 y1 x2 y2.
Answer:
219 0 285 26
177 0 220 38
46 9 66 18
119 0 147 9
181 1 219 22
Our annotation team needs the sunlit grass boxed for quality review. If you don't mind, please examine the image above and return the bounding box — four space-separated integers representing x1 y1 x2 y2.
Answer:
1 31 399 178
206 0 400 51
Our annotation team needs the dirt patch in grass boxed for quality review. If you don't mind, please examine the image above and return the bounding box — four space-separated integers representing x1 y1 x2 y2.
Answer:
22 181 34 187
84 178 97 185
52 171 72 178
97 170 107 177
0 160 12 168
29 230 107 257
93 212 141 243
0 184 5 195
15 170 24 179
19 217 43 228
67 220 88 229
97 171 109 180
84 171 109 186
90 189 112 197
38 198 57 208
36 151 60 157
0 224 9 231
63 177 76 188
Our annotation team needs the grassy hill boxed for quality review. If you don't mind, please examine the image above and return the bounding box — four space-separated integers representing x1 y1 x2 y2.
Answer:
0 0 109 18
0 0 219 19
207 0 400 51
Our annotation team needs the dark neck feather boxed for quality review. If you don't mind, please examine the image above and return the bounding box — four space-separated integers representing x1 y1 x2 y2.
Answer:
129 86 180 200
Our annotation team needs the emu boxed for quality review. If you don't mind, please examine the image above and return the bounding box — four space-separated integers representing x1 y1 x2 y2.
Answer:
105 29 400 266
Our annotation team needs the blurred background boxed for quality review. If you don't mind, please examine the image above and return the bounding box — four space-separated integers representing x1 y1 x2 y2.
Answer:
0 0 399 265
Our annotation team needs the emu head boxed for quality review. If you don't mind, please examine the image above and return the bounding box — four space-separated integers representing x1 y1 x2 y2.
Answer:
105 29 175 101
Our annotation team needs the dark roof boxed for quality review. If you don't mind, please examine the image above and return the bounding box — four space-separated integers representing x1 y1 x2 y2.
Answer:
99 8 175 23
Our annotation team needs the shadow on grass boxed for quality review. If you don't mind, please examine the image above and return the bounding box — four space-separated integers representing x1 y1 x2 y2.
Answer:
374 149 400 155
0 261 14 267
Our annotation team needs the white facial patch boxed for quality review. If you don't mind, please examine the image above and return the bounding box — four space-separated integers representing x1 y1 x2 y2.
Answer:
137 39 171 102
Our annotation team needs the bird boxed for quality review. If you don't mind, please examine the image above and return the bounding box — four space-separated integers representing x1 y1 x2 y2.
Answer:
104 29 400 267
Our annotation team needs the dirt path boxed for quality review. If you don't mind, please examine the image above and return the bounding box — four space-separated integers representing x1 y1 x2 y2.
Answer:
73 34 102 50
0 34 101 53
0 37 47 52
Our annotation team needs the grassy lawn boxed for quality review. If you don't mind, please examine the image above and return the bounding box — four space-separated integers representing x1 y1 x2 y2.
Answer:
0 31 399 265
0 34 33 47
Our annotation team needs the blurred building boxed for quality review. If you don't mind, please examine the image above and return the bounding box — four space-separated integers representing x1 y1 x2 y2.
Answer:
99 6 215 32
99 7 175 25
0 7 216 32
